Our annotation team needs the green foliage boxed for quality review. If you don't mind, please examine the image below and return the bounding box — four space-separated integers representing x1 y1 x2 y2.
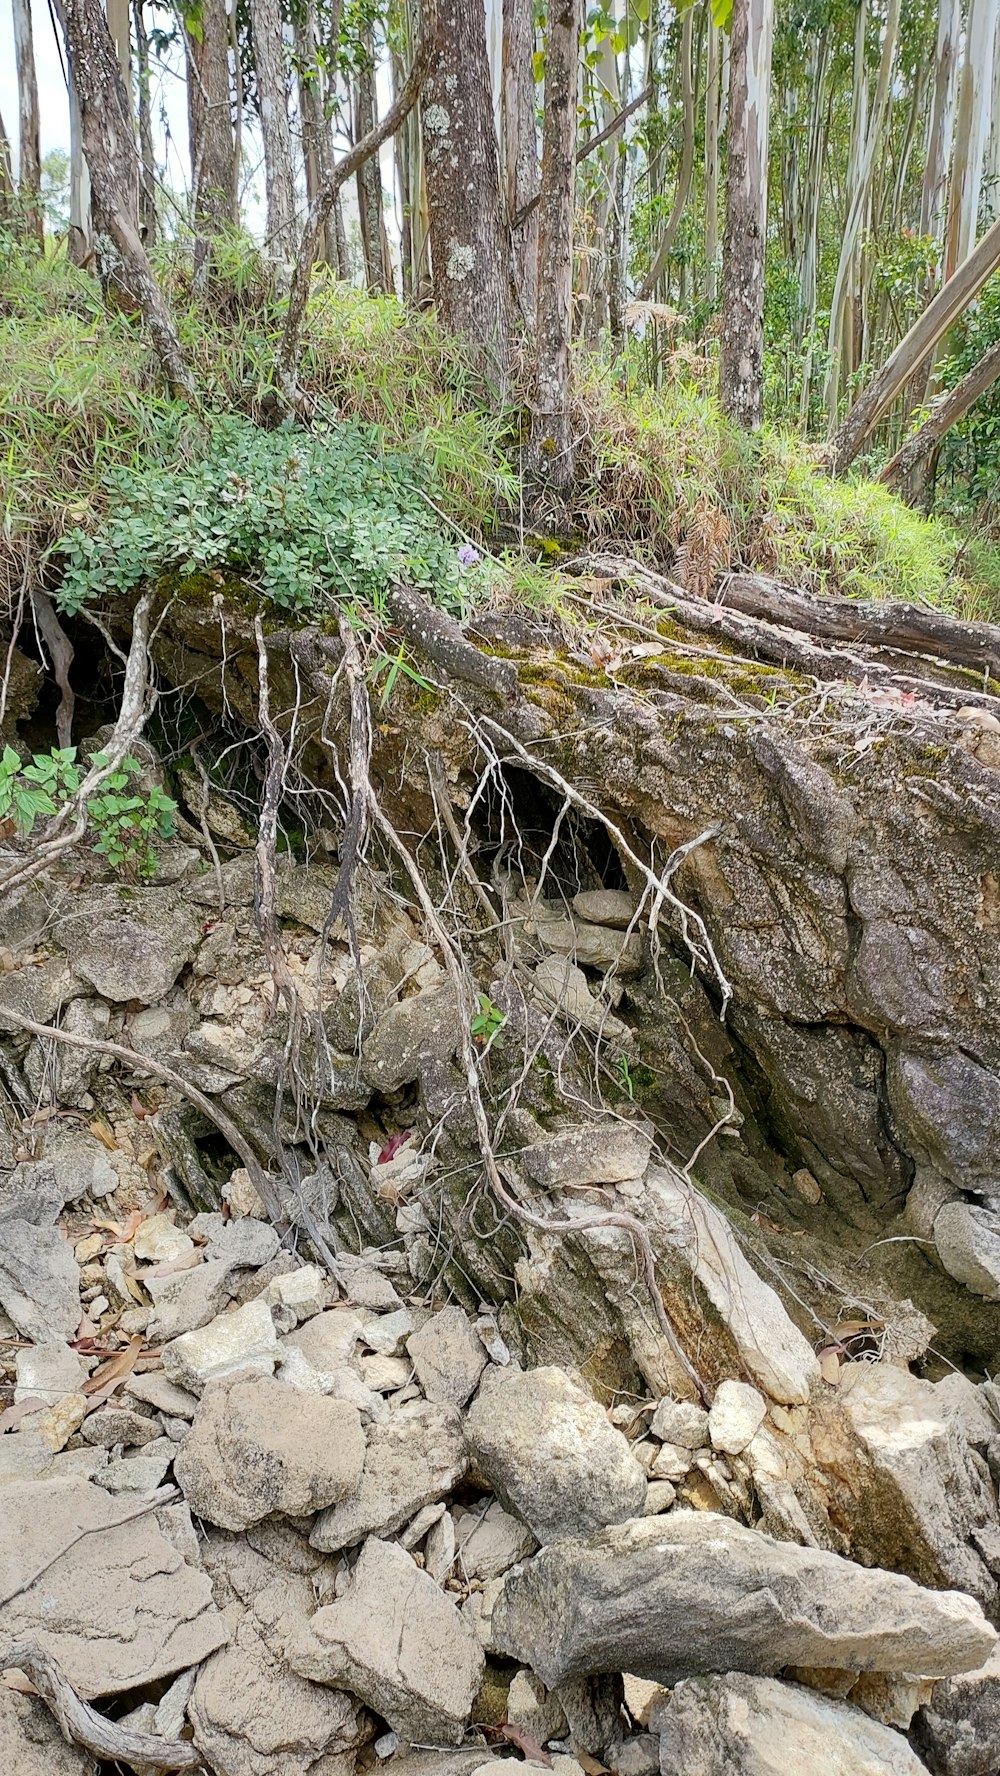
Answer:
471 993 506 1048
0 747 177 879
57 413 465 617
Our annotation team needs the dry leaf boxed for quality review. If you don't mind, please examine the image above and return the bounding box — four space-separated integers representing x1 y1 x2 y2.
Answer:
75 1310 100 1342
88 1118 118 1152
138 1248 202 1280
819 1349 841 1386
498 1723 552 1766
1 1669 38 1695
131 1093 150 1120
81 1335 142 1400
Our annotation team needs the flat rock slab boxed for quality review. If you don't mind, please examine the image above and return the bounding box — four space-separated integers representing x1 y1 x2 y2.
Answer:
286 1536 484 1744
310 1399 466 1553
492 1512 996 1688
0 1220 80 1344
162 1298 278 1393
174 1371 365 1532
521 1122 653 1190
657 1674 932 1776
0 1478 227 1697
191 1617 362 1776
465 1365 647 1543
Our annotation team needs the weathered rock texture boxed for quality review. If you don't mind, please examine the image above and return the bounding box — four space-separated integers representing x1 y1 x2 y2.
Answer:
656 1672 932 1776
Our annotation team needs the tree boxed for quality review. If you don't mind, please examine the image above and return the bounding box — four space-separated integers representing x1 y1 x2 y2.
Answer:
719 0 775 430
13 0 44 246
422 0 514 374
186 0 236 237
943 0 1000 277
58 0 193 396
502 0 539 324
248 0 296 255
880 336 1000 488
528 0 582 486
0 110 14 226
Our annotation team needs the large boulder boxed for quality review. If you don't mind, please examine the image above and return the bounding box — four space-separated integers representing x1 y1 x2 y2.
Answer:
174 1372 365 1532
286 1537 484 1744
464 1366 647 1542
656 1673 931 1776
0 1478 227 1696
492 1513 996 1688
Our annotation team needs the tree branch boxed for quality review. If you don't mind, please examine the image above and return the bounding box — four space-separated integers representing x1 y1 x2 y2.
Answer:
510 81 652 232
0 1641 199 1770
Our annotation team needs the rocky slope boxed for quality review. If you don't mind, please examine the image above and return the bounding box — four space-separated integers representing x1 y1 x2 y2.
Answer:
3 565 1000 1773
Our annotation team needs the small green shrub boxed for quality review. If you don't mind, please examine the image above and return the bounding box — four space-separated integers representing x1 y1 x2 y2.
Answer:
0 745 177 879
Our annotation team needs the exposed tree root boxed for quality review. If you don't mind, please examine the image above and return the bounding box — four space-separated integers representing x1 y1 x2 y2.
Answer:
1 1641 198 1770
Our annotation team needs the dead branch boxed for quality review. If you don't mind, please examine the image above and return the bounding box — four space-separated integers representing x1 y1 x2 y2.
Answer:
0 1007 284 1225
0 587 157 897
29 589 75 750
510 82 652 232
0 1642 199 1770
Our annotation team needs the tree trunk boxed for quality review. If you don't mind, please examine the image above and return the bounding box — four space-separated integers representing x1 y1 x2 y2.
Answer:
422 0 514 375
881 335 1000 489
528 0 582 487
296 0 334 265
0 110 14 226
12 0 44 246
944 0 1000 276
704 20 722 304
356 38 388 293
248 0 296 256
187 0 235 236
502 0 539 326
638 8 694 303
921 0 962 243
719 0 775 431
833 209 1000 474
133 0 157 244
59 0 193 396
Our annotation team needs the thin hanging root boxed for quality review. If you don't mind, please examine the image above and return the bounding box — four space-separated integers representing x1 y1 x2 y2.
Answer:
335 620 712 1407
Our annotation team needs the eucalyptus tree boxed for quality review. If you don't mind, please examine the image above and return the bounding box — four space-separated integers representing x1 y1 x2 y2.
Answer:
529 0 584 483
719 0 775 429
12 0 43 245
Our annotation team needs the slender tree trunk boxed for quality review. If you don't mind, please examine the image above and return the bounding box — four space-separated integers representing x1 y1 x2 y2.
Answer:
881 335 1000 488
422 0 513 373
133 0 157 244
503 0 539 325
12 0 44 246
64 20 92 267
921 0 962 243
944 0 1000 276
0 110 14 225
187 0 235 236
704 20 722 303
719 0 775 430
59 0 193 395
528 0 583 486
638 7 694 302
834 209 1000 473
249 0 296 255
356 36 387 292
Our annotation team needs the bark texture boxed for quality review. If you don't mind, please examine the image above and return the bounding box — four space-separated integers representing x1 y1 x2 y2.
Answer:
422 0 513 375
502 0 539 323
187 0 235 235
248 0 296 255
12 0 43 245
528 0 583 487
719 0 774 430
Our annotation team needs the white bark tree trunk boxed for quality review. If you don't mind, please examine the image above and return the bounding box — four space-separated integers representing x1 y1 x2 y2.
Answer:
944 0 1000 275
502 0 539 325
12 0 43 245
249 0 296 257
528 0 583 485
719 0 775 431
920 0 961 244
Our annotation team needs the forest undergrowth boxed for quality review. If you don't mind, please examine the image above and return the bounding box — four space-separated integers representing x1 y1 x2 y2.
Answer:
3 235 998 628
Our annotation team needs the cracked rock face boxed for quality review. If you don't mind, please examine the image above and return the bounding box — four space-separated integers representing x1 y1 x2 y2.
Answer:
309 1400 466 1554
174 1371 366 1532
656 1672 932 1776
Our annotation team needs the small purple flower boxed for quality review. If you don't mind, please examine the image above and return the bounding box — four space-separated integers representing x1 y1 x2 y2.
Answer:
457 543 481 567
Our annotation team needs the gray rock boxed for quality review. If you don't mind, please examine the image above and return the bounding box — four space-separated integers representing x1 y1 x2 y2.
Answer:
656 1673 932 1776
708 1380 767 1455
206 1217 282 1272
453 1497 538 1580
281 1308 367 1373
174 1371 365 1532
132 1213 195 1264
407 1306 487 1408
80 1407 160 1448
60 889 201 1005
521 1121 653 1190
15 1341 90 1405
285 1536 484 1744
190 1616 363 1776
97 1450 174 1493
0 1219 80 1343
147 1259 235 1343
911 1644 1000 1775
337 1259 403 1311
537 914 645 976
310 1399 466 1553
0 1683 97 1775
0 956 85 1031
492 1512 996 1688
362 986 460 1091
465 1366 647 1543
934 1201 1000 1300
262 1265 326 1322
529 956 633 1048
0 1477 227 1696
649 1399 709 1448
162 1298 279 1393
24 996 110 1107
572 889 638 929
125 1372 199 1417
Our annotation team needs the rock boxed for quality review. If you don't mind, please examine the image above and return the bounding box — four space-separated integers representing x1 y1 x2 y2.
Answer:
425 1508 456 1582
613 1735 660 1776
357 1304 425 1355
147 1259 239 1344
911 1644 1000 1775
286 1536 484 1745
506 1668 568 1747
934 1201 1000 1300
24 1128 119 1205
125 1372 199 1417
649 1399 709 1448
223 1167 266 1219
839 1363 1000 1613
97 1450 174 1493
281 1308 366 1373
0 1218 80 1345
61 890 201 1004
80 1406 160 1448
492 1512 996 1689
649 1443 691 1482
536 913 645 976
465 1366 647 1543
24 997 111 1107
791 1166 823 1204
572 889 637 929
174 1371 364 1532
132 1213 195 1265
0 1477 227 1696
644 1480 677 1513
337 1259 402 1310
36 1393 88 1452
708 1380 768 1455
521 1122 653 1190
310 1399 466 1553
207 1217 282 1272
263 1265 326 1322
0 957 84 1032
656 1673 932 1776
453 1498 538 1580
190 1617 363 1776
161 1298 279 1394
407 1306 487 1408
362 986 460 1091
529 956 633 1048
15 1342 90 1405
0 1684 97 1775
277 1345 388 1421
359 1353 410 1391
